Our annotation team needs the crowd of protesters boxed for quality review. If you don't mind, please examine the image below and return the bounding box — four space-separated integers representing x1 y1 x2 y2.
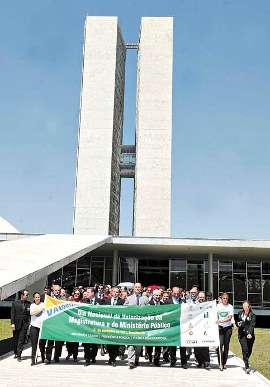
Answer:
11 282 256 374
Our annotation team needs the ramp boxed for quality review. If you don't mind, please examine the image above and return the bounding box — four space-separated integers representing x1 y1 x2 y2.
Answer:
0 234 110 300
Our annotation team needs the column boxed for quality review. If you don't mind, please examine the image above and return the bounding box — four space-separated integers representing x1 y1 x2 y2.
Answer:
208 252 213 294
112 249 119 286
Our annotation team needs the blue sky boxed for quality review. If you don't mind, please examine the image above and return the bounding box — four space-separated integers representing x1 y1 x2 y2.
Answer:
0 0 270 239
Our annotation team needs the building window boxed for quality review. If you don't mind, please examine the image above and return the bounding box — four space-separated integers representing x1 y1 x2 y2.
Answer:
233 273 247 307
219 261 233 293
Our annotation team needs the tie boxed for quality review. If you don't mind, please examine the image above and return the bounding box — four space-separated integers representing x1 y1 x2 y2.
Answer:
136 295 140 305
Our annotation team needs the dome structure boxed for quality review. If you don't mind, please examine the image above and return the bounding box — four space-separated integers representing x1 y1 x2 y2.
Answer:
0 217 19 233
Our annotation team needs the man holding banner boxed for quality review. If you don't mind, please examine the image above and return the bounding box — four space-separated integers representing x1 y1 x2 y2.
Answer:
124 282 149 369
104 287 125 367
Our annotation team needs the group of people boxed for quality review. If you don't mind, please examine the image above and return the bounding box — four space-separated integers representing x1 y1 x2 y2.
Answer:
10 282 256 374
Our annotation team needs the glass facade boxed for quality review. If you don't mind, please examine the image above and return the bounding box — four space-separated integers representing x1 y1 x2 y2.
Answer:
48 253 270 310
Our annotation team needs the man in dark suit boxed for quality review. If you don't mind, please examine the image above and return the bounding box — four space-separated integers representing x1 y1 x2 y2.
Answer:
104 287 124 366
11 289 31 361
194 292 210 369
146 289 163 366
83 287 103 366
167 286 188 368
44 284 65 364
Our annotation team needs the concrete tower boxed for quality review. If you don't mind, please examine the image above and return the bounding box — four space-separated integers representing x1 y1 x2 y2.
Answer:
73 17 126 235
73 16 173 237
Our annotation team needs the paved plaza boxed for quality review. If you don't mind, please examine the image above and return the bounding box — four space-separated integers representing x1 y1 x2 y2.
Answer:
0 346 269 387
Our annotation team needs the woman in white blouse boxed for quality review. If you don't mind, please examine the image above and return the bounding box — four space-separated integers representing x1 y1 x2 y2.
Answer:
30 292 45 365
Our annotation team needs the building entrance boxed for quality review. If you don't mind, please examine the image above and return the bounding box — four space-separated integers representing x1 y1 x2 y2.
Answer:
138 259 169 287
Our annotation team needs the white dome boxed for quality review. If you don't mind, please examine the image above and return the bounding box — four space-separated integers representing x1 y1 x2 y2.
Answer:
0 217 19 233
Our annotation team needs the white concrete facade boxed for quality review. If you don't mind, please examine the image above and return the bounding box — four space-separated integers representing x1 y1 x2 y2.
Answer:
133 17 173 237
73 17 125 235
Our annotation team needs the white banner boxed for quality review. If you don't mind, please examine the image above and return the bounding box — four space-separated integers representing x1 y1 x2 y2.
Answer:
180 301 219 347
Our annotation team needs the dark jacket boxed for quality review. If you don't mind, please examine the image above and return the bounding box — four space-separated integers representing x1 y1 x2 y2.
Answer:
11 300 31 330
237 310 256 337
149 299 165 306
104 298 125 306
164 298 183 305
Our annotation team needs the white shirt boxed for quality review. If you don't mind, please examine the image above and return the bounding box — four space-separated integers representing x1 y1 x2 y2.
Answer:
217 303 234 328
30 302 44 328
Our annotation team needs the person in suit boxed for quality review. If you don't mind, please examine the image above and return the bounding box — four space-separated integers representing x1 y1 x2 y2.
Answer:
104 287 124 366
11 289 31 361
167 286 188 368
125 282 149 369
66 288 82 362
83 287 103 366
146 289 164 366
44 284 65 364
194 291 210 369
161 291 172 363
236 301 256 374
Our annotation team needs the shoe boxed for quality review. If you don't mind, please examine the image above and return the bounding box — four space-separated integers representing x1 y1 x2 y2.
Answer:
31 360 36 366
170 362 176 367
17 357 22 362
14 354 18 359
197 363 203 368
91 358 96 364
73 357 78 362
148 355 153 363
223 365 227 370
54 358 60 363
66 355 71 361
129 362 135 369
44 359 51 365
145 353 149 360
182 363 188 369
84 361 90 367
135 360 139 367
154 362 160 367
245 368 251 374
108 359 112 365
204 362 210 370
41 356 45 363
112 361 116 367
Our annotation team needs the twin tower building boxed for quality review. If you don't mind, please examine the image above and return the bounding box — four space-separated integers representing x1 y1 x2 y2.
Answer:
73 16 173 237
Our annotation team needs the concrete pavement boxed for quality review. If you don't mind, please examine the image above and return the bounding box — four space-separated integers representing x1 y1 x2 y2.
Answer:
0 346 269 387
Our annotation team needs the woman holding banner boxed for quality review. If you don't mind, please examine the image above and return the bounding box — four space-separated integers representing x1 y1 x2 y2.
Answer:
237 301 256 374
29 292 46 365
216 292 234 370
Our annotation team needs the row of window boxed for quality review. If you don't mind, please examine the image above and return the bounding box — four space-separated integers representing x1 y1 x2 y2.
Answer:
47 255 270 309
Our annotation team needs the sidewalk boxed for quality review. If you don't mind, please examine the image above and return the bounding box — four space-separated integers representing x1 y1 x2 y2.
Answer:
0 346 269 387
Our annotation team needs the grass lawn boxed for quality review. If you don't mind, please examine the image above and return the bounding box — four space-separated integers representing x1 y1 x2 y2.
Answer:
230 327 270 380
0 319 12 341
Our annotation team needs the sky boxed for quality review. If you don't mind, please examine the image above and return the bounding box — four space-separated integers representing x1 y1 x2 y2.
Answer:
0 0 270 239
